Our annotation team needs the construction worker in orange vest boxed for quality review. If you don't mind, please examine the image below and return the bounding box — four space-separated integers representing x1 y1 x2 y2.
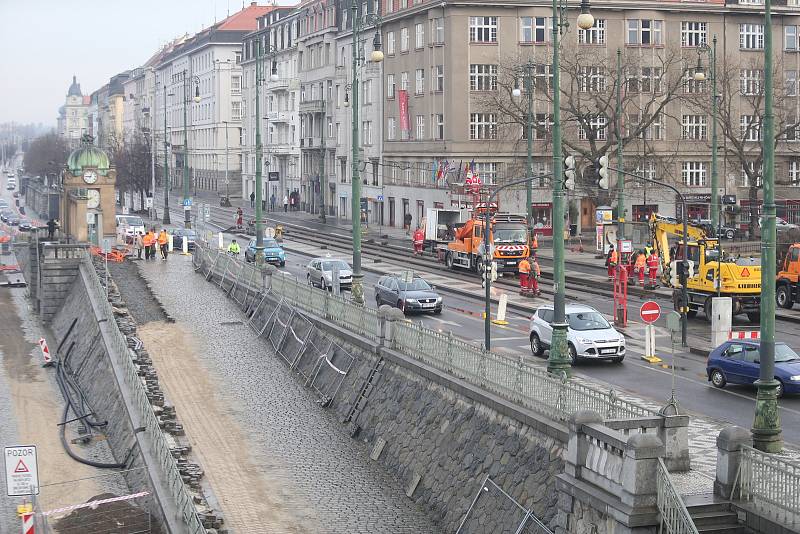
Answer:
531 233 539 253
143 230 155 260
634 250 647 286
412 227 425 255
518 256 531 296
529 255 541 296
646 250 660 287
605 245 618 280
158 229 169 260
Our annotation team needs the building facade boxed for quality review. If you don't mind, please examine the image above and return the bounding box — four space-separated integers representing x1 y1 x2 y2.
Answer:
57 76 90 148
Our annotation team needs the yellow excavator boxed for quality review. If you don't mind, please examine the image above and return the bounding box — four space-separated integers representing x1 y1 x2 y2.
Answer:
649 214 761 322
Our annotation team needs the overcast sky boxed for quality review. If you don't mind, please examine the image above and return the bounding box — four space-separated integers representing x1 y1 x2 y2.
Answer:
0 0 286 127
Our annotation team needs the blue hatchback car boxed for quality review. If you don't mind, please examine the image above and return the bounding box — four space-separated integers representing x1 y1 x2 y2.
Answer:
706 340 800 397
244 237 285 266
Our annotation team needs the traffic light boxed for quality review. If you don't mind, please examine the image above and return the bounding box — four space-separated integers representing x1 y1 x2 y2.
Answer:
687 259 695 278
596 155 610 190
677 260 689 286
490 261 498 282
670 260 680 287
564 155 576 191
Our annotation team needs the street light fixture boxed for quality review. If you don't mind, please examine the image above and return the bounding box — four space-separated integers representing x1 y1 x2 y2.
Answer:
511 61 536 246
172 70 200 229
349 4 383 305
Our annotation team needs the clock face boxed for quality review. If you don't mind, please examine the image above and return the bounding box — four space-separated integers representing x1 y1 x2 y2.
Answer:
83 170 98 184
87 189 100 209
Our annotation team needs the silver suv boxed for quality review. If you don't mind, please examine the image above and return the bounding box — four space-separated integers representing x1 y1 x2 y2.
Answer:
529 304 625 363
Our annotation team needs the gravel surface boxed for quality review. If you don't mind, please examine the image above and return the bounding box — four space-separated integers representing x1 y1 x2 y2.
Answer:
137 255 440 534
108 260 167 324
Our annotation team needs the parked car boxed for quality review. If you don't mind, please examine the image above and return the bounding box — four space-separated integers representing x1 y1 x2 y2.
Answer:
306 257 352 290
375 274 443 314
244 238 285 265
172 228 197 251
706 340 800 397
695 219 738 240
529 304 625 363
759 216 799 231
17 218 31 230
7 215 20 226
115 215 146 239
0 209 13 223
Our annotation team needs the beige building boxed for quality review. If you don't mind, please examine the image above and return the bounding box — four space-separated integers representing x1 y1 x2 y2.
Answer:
379 0 800 234
57 76 90 149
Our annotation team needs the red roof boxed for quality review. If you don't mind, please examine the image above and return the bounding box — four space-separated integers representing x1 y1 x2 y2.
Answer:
217 2 275 31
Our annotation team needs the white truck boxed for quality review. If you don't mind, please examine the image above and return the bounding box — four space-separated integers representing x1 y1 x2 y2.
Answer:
424 208 468 246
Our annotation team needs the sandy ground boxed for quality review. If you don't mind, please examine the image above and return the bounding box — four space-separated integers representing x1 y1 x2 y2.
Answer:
137 321 307 534
0 289 106 513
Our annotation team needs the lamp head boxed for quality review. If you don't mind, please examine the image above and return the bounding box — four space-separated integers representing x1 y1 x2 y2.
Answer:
344 93 350 107
693 69 706 82
512 87 522 98
371 50 385 63
371 30 384 63
193 86 201 103
576 11 595 30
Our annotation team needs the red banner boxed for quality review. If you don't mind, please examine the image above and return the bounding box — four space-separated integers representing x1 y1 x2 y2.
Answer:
398 90 410 133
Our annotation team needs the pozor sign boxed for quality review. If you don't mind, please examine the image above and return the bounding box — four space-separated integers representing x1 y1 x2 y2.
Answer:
5 445 39 496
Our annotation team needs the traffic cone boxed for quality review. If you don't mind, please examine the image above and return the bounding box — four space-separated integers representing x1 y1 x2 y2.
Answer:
38 337 53 367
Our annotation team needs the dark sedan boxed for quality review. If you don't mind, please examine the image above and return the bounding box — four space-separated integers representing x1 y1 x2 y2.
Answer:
17 218 33 231
706 340 800 397
8 215 20 226
375 274 443 314
172 229 197 251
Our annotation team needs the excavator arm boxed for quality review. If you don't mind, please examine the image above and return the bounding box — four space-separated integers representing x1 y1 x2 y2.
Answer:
649 214 709 285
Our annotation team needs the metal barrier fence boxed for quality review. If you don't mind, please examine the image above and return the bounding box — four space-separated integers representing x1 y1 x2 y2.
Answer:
457 475 554 534
80 257 206 534
192 243 660 423
656 458 699 534
737 445 800 529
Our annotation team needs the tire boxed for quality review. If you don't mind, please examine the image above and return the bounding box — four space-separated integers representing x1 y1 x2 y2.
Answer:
320 278 327 291
726 229 735 240
445 252 454 269
475 256 484 274
686 309 697 318
777 380 785 398
611 356 624 364
280 261 285 267
433 308 443 315
704 298 714 323
746 311 760 323
530 333 543 357
398 300 406 314
710 369 727 388
777 285 794 309
568 343 578 364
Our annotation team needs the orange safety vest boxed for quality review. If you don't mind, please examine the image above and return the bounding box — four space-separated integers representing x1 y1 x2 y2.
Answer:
158 232 168 245
635 255 647 269
519 259 531 274
413 230 424 244
647 254 659 269
143 233 154 246
609 250 618 264
532 234 539 249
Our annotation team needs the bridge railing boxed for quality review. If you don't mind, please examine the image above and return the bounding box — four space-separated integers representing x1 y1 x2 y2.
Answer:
737 444 800 529
657 457 699 534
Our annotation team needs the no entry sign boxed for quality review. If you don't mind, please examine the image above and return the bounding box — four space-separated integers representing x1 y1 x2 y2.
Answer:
640 301 662 324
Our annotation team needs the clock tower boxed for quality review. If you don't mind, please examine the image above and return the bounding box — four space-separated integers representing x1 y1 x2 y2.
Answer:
62 135 117 244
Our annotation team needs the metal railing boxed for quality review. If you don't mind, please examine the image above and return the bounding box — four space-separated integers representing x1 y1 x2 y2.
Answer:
656 458 699 534
194 243 661 423
737 445 800 529
80 257 206 533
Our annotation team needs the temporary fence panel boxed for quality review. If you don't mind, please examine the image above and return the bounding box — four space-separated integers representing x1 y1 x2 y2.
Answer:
457 476 553 534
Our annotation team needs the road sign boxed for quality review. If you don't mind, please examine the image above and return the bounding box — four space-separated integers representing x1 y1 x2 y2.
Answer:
640 301 661 324
665 310 681 332
203 204 210 221
377 195 384 202
5 446 39 496
183 198 192 207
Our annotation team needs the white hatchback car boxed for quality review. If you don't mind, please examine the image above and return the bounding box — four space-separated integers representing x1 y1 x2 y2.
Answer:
529 304 625 363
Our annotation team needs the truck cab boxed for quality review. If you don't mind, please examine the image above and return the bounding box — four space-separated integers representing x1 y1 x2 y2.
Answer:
777 244 800 309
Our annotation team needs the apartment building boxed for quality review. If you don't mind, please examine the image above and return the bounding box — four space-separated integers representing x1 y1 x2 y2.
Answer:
57 76 90 148
241 7 301 203
379 0 800 233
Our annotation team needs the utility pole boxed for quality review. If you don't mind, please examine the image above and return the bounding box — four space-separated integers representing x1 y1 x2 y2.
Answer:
615 49 624 241
710 36 719 230
320 100 327 223
163 83 170 224
351 1 364 305
150 73 156 221
255 41 265 265
752 0 783 453
182 71 191 229
223 120 230 201
525 63 534 240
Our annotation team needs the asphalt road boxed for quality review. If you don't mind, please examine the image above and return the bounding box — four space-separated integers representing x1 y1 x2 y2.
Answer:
154 191 800 445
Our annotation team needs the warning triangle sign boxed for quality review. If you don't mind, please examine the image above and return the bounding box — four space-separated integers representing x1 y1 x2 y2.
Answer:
741 267 751 277
14 459 29 474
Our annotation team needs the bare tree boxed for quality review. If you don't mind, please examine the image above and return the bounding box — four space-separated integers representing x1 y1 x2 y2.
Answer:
113 132 152 212
23 133 69 181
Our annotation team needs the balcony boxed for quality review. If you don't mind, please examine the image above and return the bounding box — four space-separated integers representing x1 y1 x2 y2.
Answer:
299 99 325 114
269 78 290 91
269 143 295 155
300 137 322 148
266 111 291 123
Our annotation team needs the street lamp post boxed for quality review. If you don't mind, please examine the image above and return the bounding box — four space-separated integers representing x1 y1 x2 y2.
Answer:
162 83 171 224
512 61 535 240
615 49 624 241
548 0 595 377
320 100 327 223
254 42 280 265
222 120 230 201
174 70 200 229
348 4 384 304
753 0 783 452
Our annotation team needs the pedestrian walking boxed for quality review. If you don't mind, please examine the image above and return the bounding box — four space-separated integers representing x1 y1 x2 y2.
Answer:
236 207 244 230
605 245 618 281
404 212 412 235
518 256 531 296
530 255 542 296
143 229 156 260
158 229 169 260
412 227 424 255
270 193 276 212
283 194 289 213
46 218 57 240
647 250 660 287
250 191 255 208
135 232 144 260
634 250 647 286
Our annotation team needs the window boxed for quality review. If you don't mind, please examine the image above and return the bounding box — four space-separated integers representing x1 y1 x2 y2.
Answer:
534 64 553 91
432 18 445 44
231 101 242 120
387 31 396 55
629 67 663 93
787 71 798 97
681 22 707 47
327 118 333 138
520 16 549 43
740 162 763 187
231 76 242 94
469 113 496 140
633 160 657 186
740 69 763 95
578 19 605 45
682 115 707 140
387 117 397 140
400 27 409 52
415 23 425 48
579 66 605 92
740 115 762 141
790 160 800 186
400 71 409 91
433 65 444 92
578 114 607 140
387 74 396 98
362 121 373 145
469 64 497 91
414 69 425 95
682 162 707 186
684 68 706 94
474 162 498 185
469 16 497 43
629 113 664 140
786 26 799 51
433 113 444 139
740 23 764 50
362 79 373 104
525 113 553 140
626 19 663 46
416 115 425 139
